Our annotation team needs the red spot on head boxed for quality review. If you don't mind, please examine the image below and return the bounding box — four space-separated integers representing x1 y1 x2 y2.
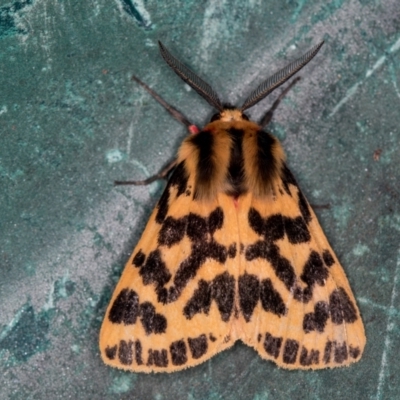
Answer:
189 125 200 135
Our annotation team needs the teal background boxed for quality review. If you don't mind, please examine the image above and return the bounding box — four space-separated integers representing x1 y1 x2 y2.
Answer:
1 0 399 399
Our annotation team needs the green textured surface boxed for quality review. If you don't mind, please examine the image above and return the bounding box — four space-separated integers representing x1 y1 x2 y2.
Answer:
1 0 400 399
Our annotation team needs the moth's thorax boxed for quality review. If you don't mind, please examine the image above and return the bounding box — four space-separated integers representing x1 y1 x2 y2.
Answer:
178 114 286 201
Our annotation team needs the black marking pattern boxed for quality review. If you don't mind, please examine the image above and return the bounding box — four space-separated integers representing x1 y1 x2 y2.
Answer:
170 340 188 366
283 339 299 364
300 347 319 366
302 287 358 332
156 162 189 224
147 349 168 367
105 335 211 368
108 289 167 335
322 340 359 364
134 207 234 307
140 302 167 335
264 333 283 359
183 272 235 322
118 340 133 365
108 289 139 325
105 157 362 369
188 334 208 359
105 345 117 360
329 288 358 324
238 273 260 322
303 301 330 333
260 278 287 317
258 333 356 366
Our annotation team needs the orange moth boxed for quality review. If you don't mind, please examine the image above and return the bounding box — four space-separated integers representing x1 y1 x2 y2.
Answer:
99 41 366 372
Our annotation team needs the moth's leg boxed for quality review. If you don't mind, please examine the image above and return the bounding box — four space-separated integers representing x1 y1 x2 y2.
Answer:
132 76 199 135
259 77 301 128
116 76 198 186
115 158 177 186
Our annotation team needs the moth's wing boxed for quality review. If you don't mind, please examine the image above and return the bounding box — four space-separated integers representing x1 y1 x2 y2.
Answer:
100 162 240 372
235 165 366 369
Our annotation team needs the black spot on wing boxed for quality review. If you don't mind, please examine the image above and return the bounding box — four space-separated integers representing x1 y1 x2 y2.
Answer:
283 339 299 364
155 187 170 224
264 333 283 359
158 216 187 247
186 213 208 241
248 208 265 236
293 251 329 303
118 340 133 365
228 243 237 258
333 341 348 363
155 161 188 224
260 278 287 316
238 273 260 322
208 207 224 234
300 347 319 366
170 340 188 366
265 215 285 242
283 216 311 244
108 289 139 325
132 250 146 267
300 251 328 288
323 341 333 364
105 345 117 360
212 272 235 322
139 249 172 292
188 334 208 359
329 288 358 324
135 340 143 365
293 286 312 303
183 280 211 319
147 349 168 367
248 208 284 241
322 250 335 267
349 346 361 359
139 302 167 335
303 301 330 333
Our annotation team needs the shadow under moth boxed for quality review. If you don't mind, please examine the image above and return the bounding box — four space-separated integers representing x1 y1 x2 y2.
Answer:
99 41 366 372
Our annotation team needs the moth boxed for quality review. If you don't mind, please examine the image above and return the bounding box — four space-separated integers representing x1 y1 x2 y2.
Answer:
99 41 366 372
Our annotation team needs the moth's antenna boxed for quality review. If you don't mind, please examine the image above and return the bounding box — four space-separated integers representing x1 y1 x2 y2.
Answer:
241 41 324 111
158 41 224 111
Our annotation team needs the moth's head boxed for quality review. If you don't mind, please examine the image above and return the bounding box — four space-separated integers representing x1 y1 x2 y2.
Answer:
210 107 249 123
158 40 324 119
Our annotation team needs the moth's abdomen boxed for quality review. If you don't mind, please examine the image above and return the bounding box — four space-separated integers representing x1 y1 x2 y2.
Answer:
178 119 286 201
